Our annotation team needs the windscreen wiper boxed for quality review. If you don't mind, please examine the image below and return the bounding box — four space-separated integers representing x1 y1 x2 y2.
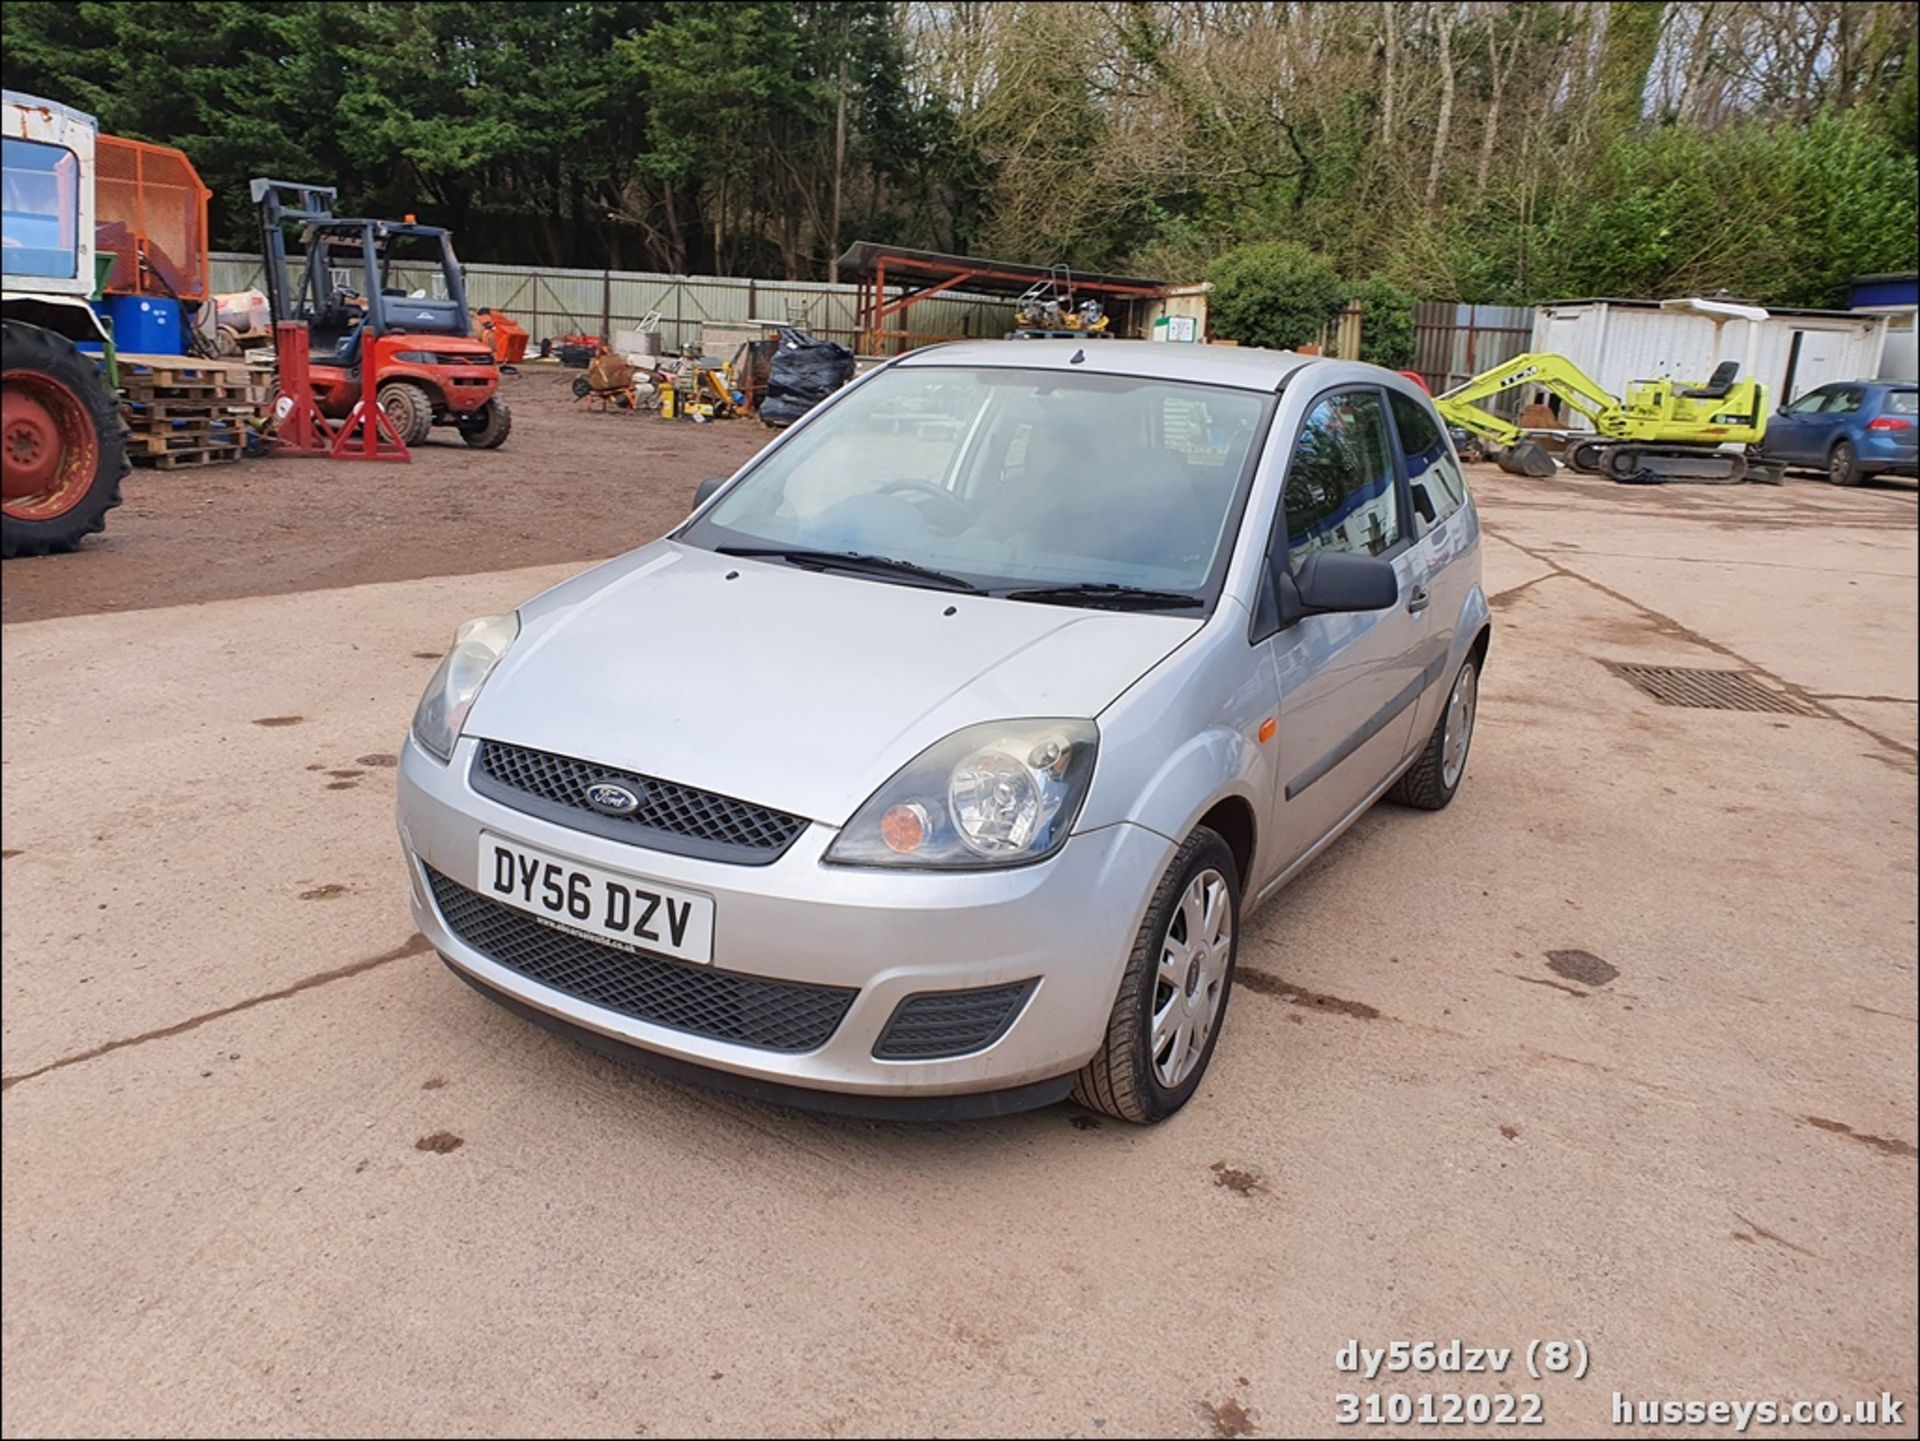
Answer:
716 545 981 592
1000 582 1203 611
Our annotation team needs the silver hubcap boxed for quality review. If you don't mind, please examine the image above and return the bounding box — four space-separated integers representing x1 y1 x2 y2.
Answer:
1152 868 1232 1089
1442 661 1478 790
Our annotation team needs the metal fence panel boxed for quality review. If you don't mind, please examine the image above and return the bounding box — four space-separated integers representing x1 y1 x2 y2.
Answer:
208 253 1016 354
1413 302 1534 406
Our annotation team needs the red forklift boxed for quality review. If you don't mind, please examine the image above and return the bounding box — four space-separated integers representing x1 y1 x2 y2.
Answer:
250 179 509 448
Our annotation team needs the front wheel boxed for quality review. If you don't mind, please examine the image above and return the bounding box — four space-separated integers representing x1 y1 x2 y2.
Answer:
1389 655 1479 810
1829 440 1861 487
458 398 511 449
376 382 432 446
1073 827 1240 1124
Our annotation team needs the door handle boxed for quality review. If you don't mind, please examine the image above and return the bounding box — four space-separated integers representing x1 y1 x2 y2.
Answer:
1407 585 1430 615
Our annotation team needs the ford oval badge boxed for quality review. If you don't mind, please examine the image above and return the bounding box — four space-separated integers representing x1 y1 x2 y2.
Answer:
584 782 641 817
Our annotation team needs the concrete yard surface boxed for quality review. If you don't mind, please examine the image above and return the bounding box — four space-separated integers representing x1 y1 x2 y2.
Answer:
2 422 1915 1438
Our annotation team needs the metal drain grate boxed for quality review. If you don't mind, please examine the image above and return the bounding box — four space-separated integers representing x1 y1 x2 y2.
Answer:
1603 662 1825 716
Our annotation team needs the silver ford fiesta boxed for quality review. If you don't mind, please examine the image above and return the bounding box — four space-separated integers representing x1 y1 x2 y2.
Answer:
397 340 1488 1123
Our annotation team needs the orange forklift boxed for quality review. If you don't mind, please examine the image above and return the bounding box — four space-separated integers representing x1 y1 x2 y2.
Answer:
250 179 509 448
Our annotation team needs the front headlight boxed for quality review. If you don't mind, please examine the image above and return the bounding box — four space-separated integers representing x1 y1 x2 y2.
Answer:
411 612 519 762
824 719 1098 869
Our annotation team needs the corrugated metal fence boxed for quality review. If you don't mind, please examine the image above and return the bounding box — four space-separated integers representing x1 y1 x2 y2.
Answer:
1413 302 1534 406
208 251 1532 387
208 252 1016 355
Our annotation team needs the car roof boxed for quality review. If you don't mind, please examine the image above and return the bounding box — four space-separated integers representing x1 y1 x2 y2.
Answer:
895 338 1329 392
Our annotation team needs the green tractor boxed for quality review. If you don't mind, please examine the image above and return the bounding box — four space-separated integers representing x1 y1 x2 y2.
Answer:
3 89 130 558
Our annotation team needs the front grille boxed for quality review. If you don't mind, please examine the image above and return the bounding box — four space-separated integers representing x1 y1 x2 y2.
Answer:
428 868 854 1053
872 980 1037 1060
472 740 808 864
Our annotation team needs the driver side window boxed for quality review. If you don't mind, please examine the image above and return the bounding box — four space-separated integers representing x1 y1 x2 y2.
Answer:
1282 391 1401 568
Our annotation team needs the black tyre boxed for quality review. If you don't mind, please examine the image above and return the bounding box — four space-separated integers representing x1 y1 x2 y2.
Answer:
1829 439 1861 487
1073 826 1240 1124
377 382 432 446
570 376 591 400
1389 654 1480 810
2 321 130 559
459 397 511 449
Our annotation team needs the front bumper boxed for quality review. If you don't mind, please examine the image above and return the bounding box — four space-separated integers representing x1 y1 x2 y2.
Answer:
397 735 1175 1105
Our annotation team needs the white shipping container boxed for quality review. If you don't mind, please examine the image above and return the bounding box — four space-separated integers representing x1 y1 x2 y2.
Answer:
1529 299 1888 429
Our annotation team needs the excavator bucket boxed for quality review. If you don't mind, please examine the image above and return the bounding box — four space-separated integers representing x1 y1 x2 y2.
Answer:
1497 439 1557 477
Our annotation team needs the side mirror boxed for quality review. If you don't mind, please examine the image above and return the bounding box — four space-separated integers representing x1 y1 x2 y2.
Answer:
692 475 727 512
1281 550 1399 621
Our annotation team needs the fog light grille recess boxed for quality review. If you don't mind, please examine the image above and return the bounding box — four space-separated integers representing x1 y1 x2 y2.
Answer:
873 980 1037 1060
1603 663 1825 716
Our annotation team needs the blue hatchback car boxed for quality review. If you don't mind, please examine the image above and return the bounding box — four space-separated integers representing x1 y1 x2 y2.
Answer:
1761 380 1918 486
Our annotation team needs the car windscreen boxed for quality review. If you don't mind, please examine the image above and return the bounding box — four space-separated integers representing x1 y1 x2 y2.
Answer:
679 366 1274 603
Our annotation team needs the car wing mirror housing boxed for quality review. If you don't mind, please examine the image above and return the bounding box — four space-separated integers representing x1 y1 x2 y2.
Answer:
692 475 727 512
1280 550 1399 621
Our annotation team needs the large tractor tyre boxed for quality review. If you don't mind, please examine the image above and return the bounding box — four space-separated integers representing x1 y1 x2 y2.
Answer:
458 397 512 450
2 321 131 559
377 382 433 446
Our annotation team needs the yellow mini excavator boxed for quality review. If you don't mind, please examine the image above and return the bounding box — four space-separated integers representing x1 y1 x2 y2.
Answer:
1435 298 1775 484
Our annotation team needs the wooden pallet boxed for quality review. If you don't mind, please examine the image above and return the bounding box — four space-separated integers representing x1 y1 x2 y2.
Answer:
117 353 269 387
123 398 263 421
115 354 271 469
128 427 247 455
123 381 271 404
140 445 244 471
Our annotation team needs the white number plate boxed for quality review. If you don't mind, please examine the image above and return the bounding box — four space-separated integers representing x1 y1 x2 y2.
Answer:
478 834 714 965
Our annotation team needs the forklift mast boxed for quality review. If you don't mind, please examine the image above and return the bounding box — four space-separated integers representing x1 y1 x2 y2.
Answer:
248 178 473 344
249 178 339 332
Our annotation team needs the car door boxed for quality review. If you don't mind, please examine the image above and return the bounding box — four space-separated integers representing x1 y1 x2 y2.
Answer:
1766 386 1835 464
1256 386 1430 876
1818 386 1868 459
1388 386 1475 718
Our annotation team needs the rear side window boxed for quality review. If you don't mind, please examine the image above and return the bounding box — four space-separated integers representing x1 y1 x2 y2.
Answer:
1884 390 1917 415
1283 391 1401 566
1828 387 1866 415
1388 389 1467 526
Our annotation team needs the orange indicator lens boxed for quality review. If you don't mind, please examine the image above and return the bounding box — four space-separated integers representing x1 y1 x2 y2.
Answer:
881 803 928 854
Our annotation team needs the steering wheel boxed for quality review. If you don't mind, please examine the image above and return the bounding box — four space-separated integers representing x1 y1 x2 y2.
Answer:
876 478 970 533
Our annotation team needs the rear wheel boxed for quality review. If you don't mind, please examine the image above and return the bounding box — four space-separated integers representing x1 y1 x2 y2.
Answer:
1389 655 1479 810
2 321 130 559
1829 439 1861 487
377 382 432 446
458 397 511 449
1073 827 1239 1124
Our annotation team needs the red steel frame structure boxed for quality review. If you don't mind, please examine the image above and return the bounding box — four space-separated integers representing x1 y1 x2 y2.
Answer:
837 243 1167 356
